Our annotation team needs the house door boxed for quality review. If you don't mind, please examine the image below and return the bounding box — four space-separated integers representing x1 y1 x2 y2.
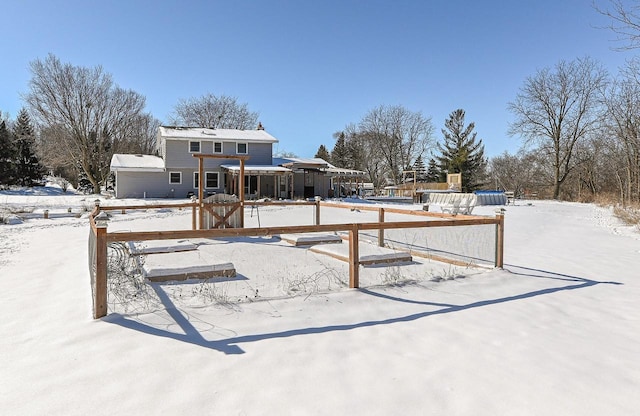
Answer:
304 171 315 198
276 176 288 199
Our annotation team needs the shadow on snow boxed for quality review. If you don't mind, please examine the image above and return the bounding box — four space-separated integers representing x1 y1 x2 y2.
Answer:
104 264 622 355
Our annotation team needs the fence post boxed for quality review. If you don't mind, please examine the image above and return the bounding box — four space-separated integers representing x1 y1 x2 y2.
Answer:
94 225 108 319
378 208 385 247
315 200 321 225
192 204 197 230
349 224 360 288
495 210 505 268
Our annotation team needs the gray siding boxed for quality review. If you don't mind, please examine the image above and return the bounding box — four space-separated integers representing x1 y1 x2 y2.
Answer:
115 169 225 199
114 171 172 199
163 139 273 169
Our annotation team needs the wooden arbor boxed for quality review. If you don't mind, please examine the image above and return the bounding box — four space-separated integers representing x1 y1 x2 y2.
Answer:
193 153 250 229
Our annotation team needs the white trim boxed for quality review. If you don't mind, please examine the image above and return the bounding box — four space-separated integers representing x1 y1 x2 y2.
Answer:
236 142 248 154
169 171 182 185
189 140 201 153
213 141 223 153
205 171 219 189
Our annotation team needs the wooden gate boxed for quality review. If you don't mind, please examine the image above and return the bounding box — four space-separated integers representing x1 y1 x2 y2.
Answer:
203 194 241 229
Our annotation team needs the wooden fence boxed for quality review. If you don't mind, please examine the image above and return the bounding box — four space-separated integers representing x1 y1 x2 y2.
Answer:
88 200 504 319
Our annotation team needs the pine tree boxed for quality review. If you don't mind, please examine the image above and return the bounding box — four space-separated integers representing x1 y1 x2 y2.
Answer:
426 158 442 182
331 131 351 168
436 109 487 192
0 120 16 186
413 155 427 182
315 144 332 163
13 109 45 186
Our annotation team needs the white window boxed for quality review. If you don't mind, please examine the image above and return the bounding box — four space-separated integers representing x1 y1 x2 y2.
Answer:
194 172 220 189
213 142 223 153
169 172 182 184
205 172 219 188
236 142 248 154
189 141 201 153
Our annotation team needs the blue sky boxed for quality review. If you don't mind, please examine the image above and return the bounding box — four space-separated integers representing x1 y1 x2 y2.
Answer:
0 0 634 159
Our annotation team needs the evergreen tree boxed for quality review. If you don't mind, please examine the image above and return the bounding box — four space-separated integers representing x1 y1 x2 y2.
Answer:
436 109 487 192
426 158 442 182
0 120 16 186
413 155 427 182
331 131 351 168
13 109 45 186
315 144 332 163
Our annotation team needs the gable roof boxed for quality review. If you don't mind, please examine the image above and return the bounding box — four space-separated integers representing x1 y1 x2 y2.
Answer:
159 126 278 143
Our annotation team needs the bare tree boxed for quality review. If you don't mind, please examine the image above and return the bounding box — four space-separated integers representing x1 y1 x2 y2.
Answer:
602 59 640 203
170 93 259 129
489 150 546 197
595 0 640 50
25 54 148 193
358 105 434 184
508 57 608 199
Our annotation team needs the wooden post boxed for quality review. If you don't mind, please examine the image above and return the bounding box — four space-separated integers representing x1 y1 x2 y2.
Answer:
349 224 360 288
191 203 196 230
44 210 49 219
94 225 108 319
239 159 245 228
495 211 505 268
378 208 385 247
315 200 320 225
198 156 204 230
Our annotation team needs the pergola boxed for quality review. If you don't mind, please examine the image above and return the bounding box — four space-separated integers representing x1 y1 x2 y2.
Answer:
193 153 250 229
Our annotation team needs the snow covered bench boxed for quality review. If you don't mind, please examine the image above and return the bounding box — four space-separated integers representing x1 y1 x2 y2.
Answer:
308 241 412 265
126 239 198 255
279 233 343 246
138 251 236 282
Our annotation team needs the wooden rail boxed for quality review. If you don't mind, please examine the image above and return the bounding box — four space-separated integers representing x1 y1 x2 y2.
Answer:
88 200 504 319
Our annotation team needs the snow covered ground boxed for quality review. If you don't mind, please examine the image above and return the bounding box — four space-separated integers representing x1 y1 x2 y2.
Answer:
1 185 639 415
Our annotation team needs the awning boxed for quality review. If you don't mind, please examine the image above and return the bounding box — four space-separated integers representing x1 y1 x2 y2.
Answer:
221 164 292 175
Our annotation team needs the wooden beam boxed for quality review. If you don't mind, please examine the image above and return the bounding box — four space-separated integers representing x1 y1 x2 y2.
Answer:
198 156 204 229
239 159 245 228
349 224 360 288
94 225 108 319
496 212 505 268
378 208 385 247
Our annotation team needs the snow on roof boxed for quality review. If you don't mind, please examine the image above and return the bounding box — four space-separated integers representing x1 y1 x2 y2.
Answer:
110 154 165 172
324 166 367 177
159 126 278 143
221 164 291 174
274 157 330 168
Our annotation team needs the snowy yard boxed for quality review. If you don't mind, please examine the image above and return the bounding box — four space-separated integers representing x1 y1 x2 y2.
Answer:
1 186 640 415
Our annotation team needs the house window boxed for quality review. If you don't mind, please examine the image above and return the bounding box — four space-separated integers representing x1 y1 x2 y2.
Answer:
194 172 219 189
236 142 248 154
169 172 182 184
213 142 223 153
205 172 219 188
189 141 201 153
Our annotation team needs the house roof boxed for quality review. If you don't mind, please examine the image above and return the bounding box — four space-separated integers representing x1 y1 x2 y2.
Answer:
221 164 291 175
159 126 278 143
110 154 165 172
324 166 367 178
274 157 367 178
274 157 330 170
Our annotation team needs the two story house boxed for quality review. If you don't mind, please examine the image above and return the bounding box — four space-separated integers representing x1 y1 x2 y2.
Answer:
110 125 366 199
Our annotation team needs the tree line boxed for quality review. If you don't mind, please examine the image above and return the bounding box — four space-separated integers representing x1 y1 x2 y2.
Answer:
2 0 640 203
